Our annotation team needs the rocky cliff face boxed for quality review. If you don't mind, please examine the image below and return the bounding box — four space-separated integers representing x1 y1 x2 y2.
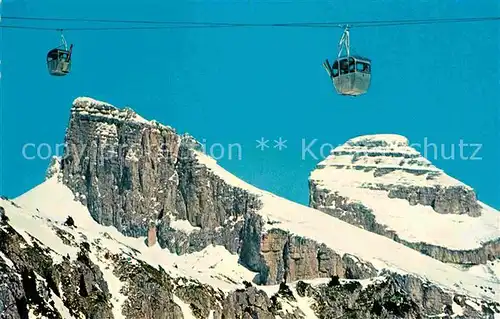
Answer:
61 99 258 253
309 134 500 266
61 98 260 240
59 97 382 286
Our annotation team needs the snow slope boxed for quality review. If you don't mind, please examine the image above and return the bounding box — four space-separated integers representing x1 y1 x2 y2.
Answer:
309 134 500 250
193 151 499 301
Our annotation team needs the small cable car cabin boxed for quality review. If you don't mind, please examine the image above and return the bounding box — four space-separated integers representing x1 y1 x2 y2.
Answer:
47 44 73 76
323 56 371 96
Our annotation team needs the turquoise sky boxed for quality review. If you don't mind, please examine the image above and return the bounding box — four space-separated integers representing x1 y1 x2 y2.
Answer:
1 0 499 209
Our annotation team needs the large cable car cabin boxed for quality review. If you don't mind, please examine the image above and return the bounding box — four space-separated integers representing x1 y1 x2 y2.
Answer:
323 26 371 96
324 56 371 96
47 32 73 76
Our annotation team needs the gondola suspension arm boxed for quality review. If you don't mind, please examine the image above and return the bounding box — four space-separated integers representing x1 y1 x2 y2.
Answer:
337 25 350 58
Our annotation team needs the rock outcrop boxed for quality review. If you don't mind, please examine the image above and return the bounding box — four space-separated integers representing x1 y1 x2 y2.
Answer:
296 273 500 319
385 184 482 217
146 225 157 247
240 223 378 285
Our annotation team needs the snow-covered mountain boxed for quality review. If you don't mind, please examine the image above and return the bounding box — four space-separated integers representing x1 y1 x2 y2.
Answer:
309 134 500 268
0 97 499 319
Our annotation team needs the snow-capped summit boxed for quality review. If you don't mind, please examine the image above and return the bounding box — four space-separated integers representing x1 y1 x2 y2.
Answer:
1 98 499 319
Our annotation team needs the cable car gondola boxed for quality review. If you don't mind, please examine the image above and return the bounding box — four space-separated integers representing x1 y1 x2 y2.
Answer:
47 31 73 76
323 26 371 96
